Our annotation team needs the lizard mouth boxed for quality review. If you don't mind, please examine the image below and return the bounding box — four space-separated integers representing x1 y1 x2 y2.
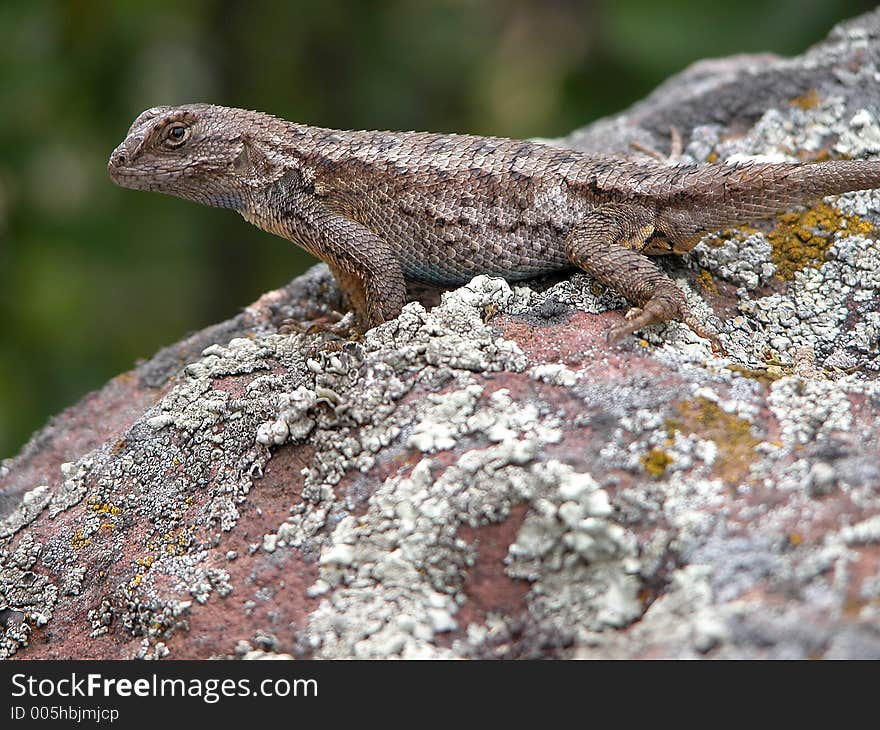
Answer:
107 158 180 191
107 149 140 188
107 165 153 191
107 141 167 189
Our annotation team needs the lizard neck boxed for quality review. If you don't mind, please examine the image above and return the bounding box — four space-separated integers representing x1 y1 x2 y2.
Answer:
239 207 282 236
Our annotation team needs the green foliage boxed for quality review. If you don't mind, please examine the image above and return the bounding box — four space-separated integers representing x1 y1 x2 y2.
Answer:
0 0 874 457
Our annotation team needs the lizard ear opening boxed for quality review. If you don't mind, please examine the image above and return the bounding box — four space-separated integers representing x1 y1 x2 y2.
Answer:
233 134 277 178
232 139 251 173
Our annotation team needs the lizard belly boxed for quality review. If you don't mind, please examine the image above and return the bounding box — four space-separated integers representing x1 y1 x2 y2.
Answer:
394 226 570 285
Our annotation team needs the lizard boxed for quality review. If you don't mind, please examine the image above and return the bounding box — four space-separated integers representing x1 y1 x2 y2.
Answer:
107 103 880 343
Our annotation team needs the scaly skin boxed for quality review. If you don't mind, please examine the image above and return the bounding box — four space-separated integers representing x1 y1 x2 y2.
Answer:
108 104 880 342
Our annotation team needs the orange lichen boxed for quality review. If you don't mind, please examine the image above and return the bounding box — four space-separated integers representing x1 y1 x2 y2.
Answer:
790 89 821 110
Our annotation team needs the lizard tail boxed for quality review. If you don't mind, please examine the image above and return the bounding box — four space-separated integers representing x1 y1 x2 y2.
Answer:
656 158 880 240
707 158 880 223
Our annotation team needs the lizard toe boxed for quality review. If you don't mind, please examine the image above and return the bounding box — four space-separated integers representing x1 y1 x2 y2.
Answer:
623 306 644 322
606 319 642 344
682 314 724 350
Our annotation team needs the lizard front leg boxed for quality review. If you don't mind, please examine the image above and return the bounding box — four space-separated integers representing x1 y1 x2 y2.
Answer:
565 203 717 343
275 199 407 331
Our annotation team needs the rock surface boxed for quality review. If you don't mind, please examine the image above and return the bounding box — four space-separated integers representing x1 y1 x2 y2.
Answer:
3 10 880 659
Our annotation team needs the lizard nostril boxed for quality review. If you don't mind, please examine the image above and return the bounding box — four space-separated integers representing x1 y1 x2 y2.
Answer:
113 152 126 167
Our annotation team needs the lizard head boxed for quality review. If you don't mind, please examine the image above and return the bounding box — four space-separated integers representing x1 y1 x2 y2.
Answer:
108 103 287 209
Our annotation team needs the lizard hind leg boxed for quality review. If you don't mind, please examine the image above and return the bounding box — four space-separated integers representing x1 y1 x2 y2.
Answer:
565 204 718 344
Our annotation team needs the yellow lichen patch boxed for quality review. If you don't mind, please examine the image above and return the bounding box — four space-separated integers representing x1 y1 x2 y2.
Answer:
697 268 718 295
160 526 194 556
71 530 91 550
788 532 803 547
726 363 787 385
665 397 760 486
790 89 821 110
90 502 121 516
768 202 874 280
705 151 719 163
641 448 673 478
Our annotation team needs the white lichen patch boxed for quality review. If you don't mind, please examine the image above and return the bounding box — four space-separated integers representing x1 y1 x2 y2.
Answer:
303 453 642 657
0 323 319 657
767 376 853 447
684 89 880 371
0 484 50 538
840 514 880 545
508 272 620 316
735 234 880 358
692 232 777 290
506 462 642 635
246 272 655 658
0 534 58 658
529 363 579 388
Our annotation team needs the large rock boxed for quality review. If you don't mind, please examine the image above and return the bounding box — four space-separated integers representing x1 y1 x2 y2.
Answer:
3 10 880 659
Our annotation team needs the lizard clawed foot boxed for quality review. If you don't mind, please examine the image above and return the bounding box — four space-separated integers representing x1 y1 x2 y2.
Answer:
606 307 649 344
279 311 365 357
279 311 360 339
607 301 722 350
608 299 675 343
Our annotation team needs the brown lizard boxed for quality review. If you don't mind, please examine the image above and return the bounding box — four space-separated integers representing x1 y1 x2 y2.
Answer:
108 104 880 343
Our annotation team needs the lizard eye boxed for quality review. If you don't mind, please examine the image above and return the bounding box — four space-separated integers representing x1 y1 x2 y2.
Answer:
164 123 189 147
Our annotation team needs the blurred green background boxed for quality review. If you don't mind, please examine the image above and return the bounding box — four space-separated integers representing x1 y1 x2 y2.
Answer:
1 0 875 459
